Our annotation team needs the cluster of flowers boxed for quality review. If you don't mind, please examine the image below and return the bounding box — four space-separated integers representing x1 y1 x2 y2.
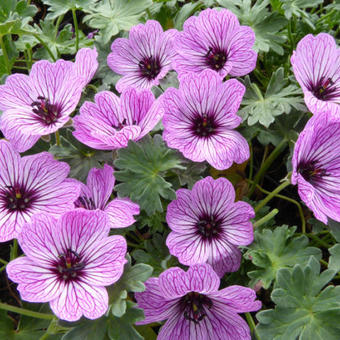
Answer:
0 6 339 339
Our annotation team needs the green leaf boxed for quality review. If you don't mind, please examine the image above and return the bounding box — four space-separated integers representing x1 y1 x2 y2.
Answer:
61 317 109 340
32 20 92 61
281 0 323 20
114 134 184 216
217 0 287 54
83 0 152 44
42 0 92 20
246 225 322 289
257 257 340 340
329 244 340 273
108 302 144 340
108 255 153 317
132 233 174 276
49 130 113 182
0 0 37 36
239 68 306 127
328 219 340 243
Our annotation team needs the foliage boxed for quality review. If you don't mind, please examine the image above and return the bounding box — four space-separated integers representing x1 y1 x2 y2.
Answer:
114 134 185 215
256 257 340 340
239 67 306 127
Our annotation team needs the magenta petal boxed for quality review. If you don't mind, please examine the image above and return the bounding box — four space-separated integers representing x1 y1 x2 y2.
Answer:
57 210 109 254
18 214 61 265
210 286 262 313
86 164 115 209
6 257 64 303
83 235 127 286
105 198 140 229
135 278 178 325
0 73 34 111
74 47 98 86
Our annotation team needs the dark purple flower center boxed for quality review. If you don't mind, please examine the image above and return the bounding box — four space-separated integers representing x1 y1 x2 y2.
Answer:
196 214 222 241
308 77 339 101
138 57 161 80
298 160 326 185
111 118 137 131
179 292 213 324
75 196 96 210
53 249 85 282
0 184 36 212
205 47 227 71
192 114 218 138
31 96 62 126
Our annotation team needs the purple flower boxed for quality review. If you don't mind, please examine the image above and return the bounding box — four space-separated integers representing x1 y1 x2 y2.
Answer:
0 140 80 242
162 69 249 170
135 264 261 340
107 20 177 92
292 111 340 224
0 48 98 152
173 8 257 79
6 210 127 321
291 33 340 115
74 164 139 229
166 176 254 277
73 87 163 150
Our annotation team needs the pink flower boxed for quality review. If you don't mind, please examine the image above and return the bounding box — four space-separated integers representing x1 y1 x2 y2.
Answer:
0 48 98 152
0 140 80 242
107 20 177 92
291 33 340 115
292 111 340 224
7 210 127 321
162 69 249 170
74 164 139 229
173 8 257 78
73 87 163 150
135 264 261 340
166 176 255 277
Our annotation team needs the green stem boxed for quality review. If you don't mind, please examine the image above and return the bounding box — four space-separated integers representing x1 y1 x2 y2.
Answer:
0 303 54 320
253 209 279 228
248 139 288 197
158 84 165 93
320 259 328 267
307 233 331 249
0 35 10 73
55 130 60 146
254 180 291 213
55 14 64 37
287 19 294 51
127 241 143 249
86 83 98 93
0 258 8 265
248 142 254 181
27 47 33 69
249 180 306 233
10 239 18 260
32 34 56 61
39 318 58 340
72 8 79 52
12 65 29 70
245 312 261 340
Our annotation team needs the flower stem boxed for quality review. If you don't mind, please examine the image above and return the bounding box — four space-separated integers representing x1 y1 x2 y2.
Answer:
248 139 288 197
254 179 291 213
245 312 261 340
10 239 18 260
0 258 8 265
248 142 254 181
72 8 79 52
0 303 55 320
307 233 331 249
248 180 306 233
55 130 61 146
0 35 10 73
32 33 56 62
253 209 279 228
